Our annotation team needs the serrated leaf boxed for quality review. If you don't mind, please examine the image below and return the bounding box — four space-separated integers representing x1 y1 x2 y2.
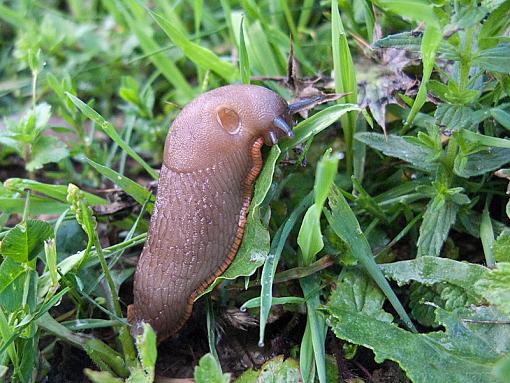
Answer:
1 220 53 263
327 268 394 323
355 132 437 172
194 353 230 383
27 136 69 171
328 304 510 383
417 194 458 257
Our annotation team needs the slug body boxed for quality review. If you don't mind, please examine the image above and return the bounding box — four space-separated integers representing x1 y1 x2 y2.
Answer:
131 85 293 342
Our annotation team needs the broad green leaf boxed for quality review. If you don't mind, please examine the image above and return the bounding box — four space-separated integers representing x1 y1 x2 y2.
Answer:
1 220 53 263
328 304 510 383
235 355 300 383
417 194 458 257
454 147 510 177
326 185 416 332
380 256 488 293
87 158 153 212
475 263 510 317
194 353 230 383
473 43 510 73
27 136 69 171
66 93 158 180
151 11 238 82
355 132 437 172
327 268 394 323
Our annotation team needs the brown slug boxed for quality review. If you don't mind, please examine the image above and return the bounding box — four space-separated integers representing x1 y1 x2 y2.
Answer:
130 84 296 342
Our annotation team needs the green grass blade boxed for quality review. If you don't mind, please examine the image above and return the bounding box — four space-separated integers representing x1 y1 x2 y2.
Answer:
66 93 158 180
87 159 153 212
259 192 313 346
239 17 250 84
332 0 358 175
404 25 441 129
300 275 327 383
280 104 360 151
481 204 495 268
326 185 417 332
110 0 194 99
300 320 315 382
150 10 238 82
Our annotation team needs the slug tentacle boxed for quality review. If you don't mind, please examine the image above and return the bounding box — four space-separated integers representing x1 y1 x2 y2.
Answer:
132 85 292 343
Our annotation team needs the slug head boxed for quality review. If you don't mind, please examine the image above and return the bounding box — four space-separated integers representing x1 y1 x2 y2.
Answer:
163 84 293 172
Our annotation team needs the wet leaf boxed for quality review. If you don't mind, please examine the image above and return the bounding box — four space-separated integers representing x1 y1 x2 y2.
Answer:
328 304 510 383
355 132 437 172
1 220 53 263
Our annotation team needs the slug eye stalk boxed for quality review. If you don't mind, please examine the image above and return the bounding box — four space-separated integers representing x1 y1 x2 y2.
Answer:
273 115 294 138
288 96 322 114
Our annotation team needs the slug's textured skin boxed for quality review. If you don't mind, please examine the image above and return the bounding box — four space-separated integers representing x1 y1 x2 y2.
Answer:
131 85 293 342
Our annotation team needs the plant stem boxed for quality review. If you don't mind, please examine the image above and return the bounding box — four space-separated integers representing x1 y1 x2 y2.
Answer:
92 231 136 366
459 27 473 91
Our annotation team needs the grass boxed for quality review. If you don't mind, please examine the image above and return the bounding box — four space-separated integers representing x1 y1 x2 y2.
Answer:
1 1 510 382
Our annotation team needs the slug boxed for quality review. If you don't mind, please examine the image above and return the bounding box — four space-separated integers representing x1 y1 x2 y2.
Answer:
130 84 295 342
